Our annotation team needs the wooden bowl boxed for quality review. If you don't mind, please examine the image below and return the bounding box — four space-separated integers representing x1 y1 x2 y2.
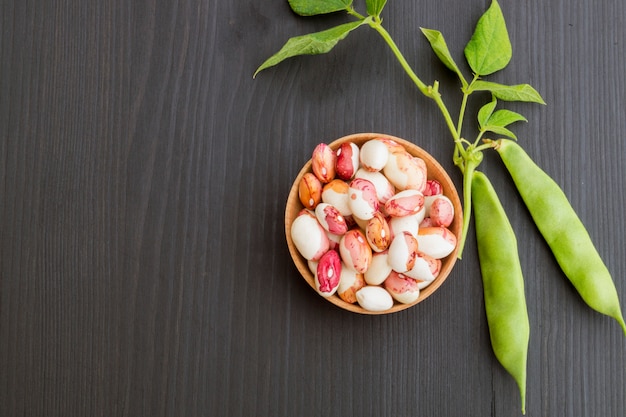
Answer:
285 133 463 314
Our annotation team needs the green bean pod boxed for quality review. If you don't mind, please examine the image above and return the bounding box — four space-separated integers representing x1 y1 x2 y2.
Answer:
472 170 529 414
495 139 626 335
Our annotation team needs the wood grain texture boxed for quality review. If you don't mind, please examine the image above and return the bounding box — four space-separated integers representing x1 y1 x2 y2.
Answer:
1 0 624 416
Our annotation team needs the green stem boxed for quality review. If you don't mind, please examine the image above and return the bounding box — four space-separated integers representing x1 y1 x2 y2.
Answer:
346 6 366 20
457 156 480 259
454 137 470 164
474 140 497 153
456 75 480 137
474 130 486 148
369 22 462 148
457 93 469 137
432 84 464 145
369 22 429 93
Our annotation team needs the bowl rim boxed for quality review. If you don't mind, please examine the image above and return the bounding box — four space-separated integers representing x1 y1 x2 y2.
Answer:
285 132 463 314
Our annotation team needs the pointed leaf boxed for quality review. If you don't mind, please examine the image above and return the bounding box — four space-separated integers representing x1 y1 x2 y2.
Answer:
487 109 527 128
477 98 497 129
464 0 512 75
421 28 466 85
366 0 387 17
470 81 546 104
483 125 518 140
288 0 352 16
254 21 365 77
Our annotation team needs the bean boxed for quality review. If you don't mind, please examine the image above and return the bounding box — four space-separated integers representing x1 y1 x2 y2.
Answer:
472 170 529 414
495 139 626 335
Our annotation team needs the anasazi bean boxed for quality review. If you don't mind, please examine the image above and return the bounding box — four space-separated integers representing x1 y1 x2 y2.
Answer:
472 171 529 414
496 139 626 335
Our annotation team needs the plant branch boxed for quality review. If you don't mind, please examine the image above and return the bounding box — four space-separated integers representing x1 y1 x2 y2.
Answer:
457 74 481 136
369 22 462 148
456 153 482 259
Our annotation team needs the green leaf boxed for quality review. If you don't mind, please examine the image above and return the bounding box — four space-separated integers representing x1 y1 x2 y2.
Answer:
366 0 387 17
483 124 518 140
288 0 352 16
464 0 512 76
487 109 527 128
470 81 546 104
477 98 497 129
421 28 466 85
254 21 365 77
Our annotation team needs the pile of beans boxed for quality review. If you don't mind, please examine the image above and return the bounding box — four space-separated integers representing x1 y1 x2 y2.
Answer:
290 138 458 312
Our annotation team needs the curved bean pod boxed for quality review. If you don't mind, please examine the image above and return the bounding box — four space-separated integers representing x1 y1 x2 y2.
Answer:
472 171 529 414
495 139 626 335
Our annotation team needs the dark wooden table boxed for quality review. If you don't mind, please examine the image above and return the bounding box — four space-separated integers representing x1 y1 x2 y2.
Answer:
1 1 625 416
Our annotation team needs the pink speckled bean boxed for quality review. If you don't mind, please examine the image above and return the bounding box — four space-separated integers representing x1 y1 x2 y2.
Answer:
290 211 330 261
315 250 342 296
384 271 421 304
315 203 348 235
387 231 419 273
335 142 360 180
311 143 336 183
383 151 427 192
348 178 379 220
385 189 424 217
423 179 443 196
416 227 457 259
365 212 391 252
339 229 372 273
429 196 454 227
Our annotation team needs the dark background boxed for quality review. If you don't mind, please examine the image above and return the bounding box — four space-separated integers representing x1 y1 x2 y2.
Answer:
1 0 625 416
